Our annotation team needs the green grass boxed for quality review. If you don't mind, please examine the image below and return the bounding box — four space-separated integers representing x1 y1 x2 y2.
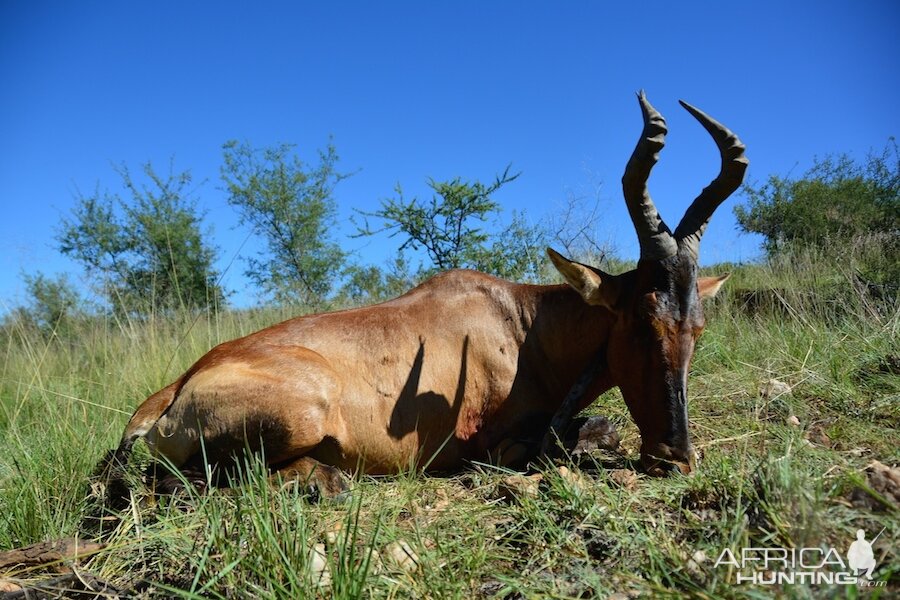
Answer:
1 256 898 598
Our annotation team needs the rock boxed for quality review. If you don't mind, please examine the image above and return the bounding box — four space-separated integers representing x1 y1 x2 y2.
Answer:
760 378 791 399
383 540 419 573
496 473 543 502
308 543 331 587
787 415 801 427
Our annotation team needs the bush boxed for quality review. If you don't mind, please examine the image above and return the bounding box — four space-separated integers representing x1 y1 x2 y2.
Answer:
735 139 899 256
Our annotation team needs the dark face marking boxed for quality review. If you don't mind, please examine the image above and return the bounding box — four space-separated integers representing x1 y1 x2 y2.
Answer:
608 251 707 474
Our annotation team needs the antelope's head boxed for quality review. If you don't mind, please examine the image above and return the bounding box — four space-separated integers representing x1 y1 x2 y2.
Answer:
549 92 748 475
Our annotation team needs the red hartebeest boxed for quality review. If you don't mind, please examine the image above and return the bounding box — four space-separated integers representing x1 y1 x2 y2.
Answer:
101 92 746 497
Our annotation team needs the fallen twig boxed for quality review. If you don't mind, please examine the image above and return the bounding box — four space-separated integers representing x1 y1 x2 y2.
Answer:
0 538 105 573
695 431 761 449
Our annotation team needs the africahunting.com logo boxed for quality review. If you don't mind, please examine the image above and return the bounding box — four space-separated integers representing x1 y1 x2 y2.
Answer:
714 528 886 587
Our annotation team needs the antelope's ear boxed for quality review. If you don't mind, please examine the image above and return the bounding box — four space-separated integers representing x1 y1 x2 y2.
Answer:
698 273 730 299
547 248 619 308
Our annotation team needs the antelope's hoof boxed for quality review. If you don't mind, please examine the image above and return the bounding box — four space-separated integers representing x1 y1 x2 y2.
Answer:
565 415 621 455
280 463 351 503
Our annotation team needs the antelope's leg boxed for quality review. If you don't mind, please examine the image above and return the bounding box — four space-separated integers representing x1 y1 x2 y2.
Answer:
539 349 607 459
489 438 531 469
145 346 344 471
272 456 350 499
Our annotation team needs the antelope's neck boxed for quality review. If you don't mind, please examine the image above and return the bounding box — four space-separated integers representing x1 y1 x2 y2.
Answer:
517 284 615 405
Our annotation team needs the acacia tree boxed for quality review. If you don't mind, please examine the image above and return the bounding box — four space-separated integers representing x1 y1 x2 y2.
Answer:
221 141 349 307
357 167 546 281
57 161 223 315
338 256 416 306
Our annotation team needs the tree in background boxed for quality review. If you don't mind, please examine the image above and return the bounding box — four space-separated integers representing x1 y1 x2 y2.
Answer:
735 140 899 288
57 161 224 315
338 255 416 306
735 140 899 254
477 210 547 281
356 167 546 281
546 186 618 265
2 272 83 337
221 141 349 308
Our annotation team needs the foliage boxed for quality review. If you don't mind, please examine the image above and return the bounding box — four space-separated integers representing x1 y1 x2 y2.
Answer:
479 209 547 281
338 255 417 306
735 140 899 256
221 140 349 308
357 167 546 281
56 161 224 315
2 272 83 337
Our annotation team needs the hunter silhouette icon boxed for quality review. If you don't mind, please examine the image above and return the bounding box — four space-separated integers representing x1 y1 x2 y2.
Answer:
847 529 878 579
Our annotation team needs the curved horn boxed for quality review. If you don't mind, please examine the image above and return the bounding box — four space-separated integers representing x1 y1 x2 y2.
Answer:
622 91 678 261
674 100 749 260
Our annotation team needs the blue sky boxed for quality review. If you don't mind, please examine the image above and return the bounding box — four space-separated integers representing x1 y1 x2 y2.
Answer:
1 1 897 310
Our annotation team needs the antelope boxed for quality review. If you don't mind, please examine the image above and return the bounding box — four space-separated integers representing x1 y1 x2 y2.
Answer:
99 92 747 499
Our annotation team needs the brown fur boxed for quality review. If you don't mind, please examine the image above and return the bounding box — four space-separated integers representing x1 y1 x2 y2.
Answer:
114 93 745 486
123 272 618 476
118 264 725 483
